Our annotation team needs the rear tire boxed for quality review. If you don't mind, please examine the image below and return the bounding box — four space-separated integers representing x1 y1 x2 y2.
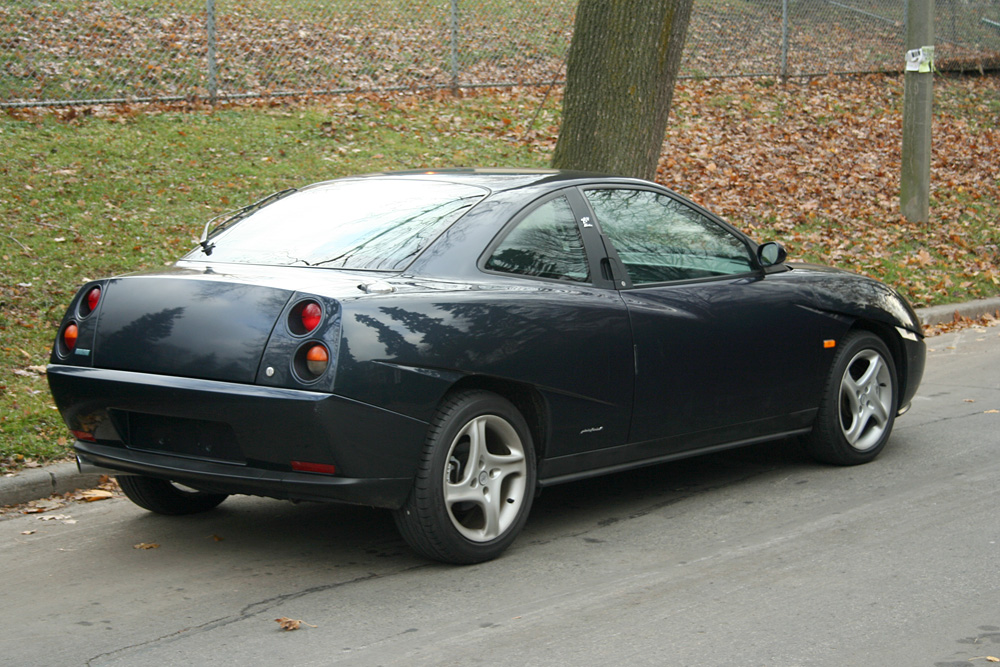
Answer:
802 330 898 465
393 390 536 564
117 475 228 515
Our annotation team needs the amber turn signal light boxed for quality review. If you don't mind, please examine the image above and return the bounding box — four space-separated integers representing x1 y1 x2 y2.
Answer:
306 344 329 376
63 323 79 351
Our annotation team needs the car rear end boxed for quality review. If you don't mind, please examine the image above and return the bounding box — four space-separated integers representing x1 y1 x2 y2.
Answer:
47 269 425 509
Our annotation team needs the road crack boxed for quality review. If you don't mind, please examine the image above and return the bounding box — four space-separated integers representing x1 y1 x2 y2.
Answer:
83 565 429 665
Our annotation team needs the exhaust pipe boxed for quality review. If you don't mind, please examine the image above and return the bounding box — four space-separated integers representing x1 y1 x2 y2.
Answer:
76 454 134 477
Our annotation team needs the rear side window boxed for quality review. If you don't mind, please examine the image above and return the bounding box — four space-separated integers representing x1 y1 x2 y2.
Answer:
187 179 486 271
485 195 590 283
585 188 754 284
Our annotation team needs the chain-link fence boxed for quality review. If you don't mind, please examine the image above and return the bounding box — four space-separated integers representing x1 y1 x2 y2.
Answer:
2 0 998 107
685 0 1000 78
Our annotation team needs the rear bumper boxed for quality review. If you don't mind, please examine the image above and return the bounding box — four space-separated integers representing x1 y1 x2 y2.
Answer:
74 445 412 509
49 365 427 509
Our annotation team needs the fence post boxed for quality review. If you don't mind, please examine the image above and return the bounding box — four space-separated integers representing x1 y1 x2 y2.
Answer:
781 0 789 78
207 0 218 104
449 0 459 93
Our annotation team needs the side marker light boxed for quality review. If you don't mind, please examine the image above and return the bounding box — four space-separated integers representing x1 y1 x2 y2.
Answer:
823 340 836 349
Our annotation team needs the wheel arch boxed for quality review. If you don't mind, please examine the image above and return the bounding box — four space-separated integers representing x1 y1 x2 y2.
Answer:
848 318 911 406
444 376 549 463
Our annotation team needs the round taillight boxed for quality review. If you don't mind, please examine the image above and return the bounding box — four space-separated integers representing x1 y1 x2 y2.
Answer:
64 323 79 351
306 344 329 376
301 302 322 332
86 287 101 313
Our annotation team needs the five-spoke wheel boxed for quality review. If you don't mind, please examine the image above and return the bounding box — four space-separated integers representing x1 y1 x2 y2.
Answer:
837 347 893 452
394 390 536 564
803 330 898 465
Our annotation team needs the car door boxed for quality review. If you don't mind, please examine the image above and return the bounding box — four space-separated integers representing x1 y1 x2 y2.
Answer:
582 186 840 453
476 189 636 460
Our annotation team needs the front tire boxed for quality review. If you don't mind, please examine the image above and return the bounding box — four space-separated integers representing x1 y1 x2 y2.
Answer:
803 330 898 465
393 390 536 564
117 475 229 515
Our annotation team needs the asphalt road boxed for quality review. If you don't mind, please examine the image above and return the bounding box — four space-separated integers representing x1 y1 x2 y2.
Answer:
2 323 998 667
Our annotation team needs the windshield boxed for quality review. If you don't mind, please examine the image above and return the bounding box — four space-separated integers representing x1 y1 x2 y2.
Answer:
185 179 487 271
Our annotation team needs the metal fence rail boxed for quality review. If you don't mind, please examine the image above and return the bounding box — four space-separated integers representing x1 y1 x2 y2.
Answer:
2 0 998 108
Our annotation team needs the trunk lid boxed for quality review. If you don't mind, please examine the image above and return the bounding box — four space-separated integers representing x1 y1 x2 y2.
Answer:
93 271 294 383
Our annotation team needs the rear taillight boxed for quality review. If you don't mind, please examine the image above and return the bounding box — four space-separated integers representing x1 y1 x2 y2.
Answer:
289 300 323 335
301 302 321 332
269 296 338 388
63 323 79 351
85 287 101 314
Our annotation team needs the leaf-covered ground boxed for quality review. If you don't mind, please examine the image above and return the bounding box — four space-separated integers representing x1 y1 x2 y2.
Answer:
659 74 1000 305
1 72 998 472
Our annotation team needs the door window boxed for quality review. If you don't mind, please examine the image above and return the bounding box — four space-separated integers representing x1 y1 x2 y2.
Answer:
585 189 754 284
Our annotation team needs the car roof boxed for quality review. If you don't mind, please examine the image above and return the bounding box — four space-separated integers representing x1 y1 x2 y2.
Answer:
305 168 649 194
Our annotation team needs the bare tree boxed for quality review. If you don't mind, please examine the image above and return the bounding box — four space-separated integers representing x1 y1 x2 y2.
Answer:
552 0 694 181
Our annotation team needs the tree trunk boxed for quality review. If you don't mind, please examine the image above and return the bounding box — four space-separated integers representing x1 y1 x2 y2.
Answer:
552 0 694 181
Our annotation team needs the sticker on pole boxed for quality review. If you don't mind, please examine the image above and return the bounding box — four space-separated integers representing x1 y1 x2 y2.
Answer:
905 46 935 73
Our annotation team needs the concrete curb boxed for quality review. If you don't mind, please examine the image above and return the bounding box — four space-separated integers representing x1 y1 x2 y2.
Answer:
916 297 1000 326
2 297 997 508
1 462 104 508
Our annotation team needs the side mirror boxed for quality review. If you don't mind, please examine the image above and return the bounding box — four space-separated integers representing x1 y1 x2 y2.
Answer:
757 242 787 268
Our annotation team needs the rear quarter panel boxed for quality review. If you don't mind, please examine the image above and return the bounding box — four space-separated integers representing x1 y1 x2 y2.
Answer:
332 283 635 458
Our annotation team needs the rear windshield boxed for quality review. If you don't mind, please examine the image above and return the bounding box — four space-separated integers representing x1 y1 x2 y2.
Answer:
186 179 486 270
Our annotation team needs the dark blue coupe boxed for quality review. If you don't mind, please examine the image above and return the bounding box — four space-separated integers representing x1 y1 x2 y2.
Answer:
48 170 925 563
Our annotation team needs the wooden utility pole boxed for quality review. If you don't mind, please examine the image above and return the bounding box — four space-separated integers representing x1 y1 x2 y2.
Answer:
900 0 934 222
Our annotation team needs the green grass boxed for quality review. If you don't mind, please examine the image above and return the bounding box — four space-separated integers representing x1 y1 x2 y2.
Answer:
0 91 556 472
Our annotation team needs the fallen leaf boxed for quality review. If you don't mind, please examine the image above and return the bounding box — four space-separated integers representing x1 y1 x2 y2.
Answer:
133 542 160 550
275 617 317 631
24 498 64 513
21 530 35 535
80 489 114 502
913 249 934 267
